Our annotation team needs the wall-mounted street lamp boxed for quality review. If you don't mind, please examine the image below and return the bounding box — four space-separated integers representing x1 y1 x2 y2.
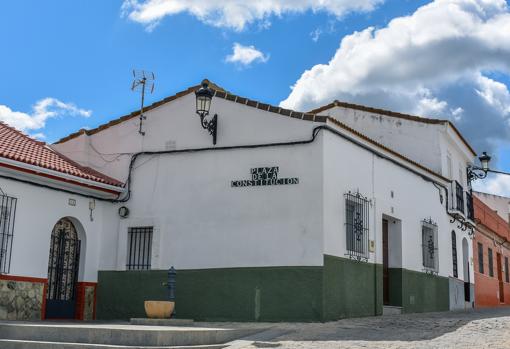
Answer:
195 80 218 145
467 152 492 184
468 151 510 187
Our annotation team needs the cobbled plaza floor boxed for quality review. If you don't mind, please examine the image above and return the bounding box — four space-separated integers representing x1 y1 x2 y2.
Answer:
221 307 510 349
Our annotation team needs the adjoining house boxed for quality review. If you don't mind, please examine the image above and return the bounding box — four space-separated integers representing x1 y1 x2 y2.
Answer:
0 80 477 322
0 121 124 320
473 192 510 307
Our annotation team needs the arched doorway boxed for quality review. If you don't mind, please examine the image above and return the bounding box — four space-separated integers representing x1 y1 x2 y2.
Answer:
46 218 81 319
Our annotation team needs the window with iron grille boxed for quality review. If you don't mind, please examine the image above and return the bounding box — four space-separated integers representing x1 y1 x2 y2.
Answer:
488 248 494 277
0 194 17 274
126 227 153 270
451 231 458 278
345 191 370 261
505 257 509 283
478 243 484 274
455 181 464 213
422 219 438 272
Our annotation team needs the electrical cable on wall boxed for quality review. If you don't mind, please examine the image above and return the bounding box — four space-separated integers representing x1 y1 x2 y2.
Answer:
1 125 451 210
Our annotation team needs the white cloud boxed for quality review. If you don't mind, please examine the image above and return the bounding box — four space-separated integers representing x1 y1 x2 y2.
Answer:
281 0 510 110
121 0 384 31
0 98 91 134
310 28 322 42
475 74 510 116
225 43 269 66
474 173 510 197
280 0 510 161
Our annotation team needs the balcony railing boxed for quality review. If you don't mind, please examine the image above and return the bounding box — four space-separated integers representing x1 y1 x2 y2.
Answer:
455 181 464 214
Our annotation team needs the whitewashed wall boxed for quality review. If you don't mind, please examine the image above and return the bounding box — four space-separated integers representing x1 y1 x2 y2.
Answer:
53 93 320 183
0 176 117 282
110 142 323 270
322 128 473 281
319 106 474 182
53 89 474 281
55 91 328 270
322 107 444 173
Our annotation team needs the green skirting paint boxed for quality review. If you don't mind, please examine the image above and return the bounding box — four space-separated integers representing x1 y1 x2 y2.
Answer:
97 266 323 322
401 269 449 313
96 257 449 321
323 255 383 320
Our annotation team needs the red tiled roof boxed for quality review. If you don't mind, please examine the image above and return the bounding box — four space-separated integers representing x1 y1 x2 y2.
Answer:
0 122 123 187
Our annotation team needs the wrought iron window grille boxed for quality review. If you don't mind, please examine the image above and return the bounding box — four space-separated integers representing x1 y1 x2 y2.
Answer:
126 227 153 270
422 218 438 274
478 242 484 274
455 181 464 214
344 190 370 262
451 231 458 278
0 193 17 274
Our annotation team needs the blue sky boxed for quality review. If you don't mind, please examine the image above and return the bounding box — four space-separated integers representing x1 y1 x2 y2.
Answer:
1 0 510 194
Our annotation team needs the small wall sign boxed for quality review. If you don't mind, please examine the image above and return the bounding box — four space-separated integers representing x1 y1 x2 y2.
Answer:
231 167 299 188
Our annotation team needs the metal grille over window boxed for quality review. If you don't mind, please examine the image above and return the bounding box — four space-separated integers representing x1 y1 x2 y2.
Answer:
451 231 458 278
488 248 494 277
478 243 484 274
127 227 153 270
345 191 370 261
422 218 438 273
0 194 17 274
455 181 464 213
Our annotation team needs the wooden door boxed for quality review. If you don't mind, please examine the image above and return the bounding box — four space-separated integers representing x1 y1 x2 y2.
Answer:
383 219 389 305
497 253 504 303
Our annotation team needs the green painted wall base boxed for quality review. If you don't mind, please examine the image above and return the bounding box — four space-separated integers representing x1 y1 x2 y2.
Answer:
323 255 383 320
97 267 322 322
388 268 449 313
97 256 449 321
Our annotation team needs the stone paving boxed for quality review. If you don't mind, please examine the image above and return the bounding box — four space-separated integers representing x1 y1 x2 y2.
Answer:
227 308 510 349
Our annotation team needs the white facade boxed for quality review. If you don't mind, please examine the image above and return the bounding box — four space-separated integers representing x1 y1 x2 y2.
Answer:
0 175 117 282
316 103 475 186
51 87 474 282
0 82 478 321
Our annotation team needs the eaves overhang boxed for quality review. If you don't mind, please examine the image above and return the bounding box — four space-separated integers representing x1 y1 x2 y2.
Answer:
0 157 124 198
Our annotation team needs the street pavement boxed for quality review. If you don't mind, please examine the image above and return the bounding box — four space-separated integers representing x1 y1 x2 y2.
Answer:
225 307 510 349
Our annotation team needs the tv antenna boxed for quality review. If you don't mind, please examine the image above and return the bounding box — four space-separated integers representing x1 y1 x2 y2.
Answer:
131 70 155 136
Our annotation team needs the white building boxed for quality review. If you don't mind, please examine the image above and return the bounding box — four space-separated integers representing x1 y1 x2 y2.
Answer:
0 80 476 321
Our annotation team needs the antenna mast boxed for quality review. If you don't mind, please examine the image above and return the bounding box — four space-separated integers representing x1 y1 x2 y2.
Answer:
131 70 155 136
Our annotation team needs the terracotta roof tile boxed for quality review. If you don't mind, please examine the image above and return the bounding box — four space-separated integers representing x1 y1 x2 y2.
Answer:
0 122 123 187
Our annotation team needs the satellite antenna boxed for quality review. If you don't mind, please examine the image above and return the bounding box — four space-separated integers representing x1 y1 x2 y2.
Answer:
131 70 155 136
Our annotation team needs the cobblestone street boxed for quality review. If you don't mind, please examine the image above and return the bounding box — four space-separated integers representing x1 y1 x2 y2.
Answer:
231 308 510 349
